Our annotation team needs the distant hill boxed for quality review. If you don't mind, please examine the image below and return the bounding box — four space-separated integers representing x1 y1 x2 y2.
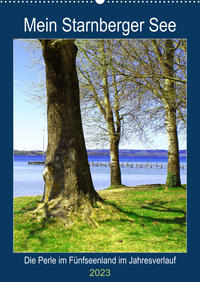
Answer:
14 150 44 156
14 149 187 157
87 149 186 157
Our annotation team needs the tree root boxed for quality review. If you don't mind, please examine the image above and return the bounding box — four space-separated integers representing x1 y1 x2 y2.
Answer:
31 195 133 228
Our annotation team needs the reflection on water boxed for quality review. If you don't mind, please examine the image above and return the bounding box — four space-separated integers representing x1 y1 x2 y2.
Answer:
14 155 187 197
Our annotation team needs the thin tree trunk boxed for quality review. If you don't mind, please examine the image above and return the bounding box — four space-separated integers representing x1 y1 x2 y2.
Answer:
164 39 181 187
39 39 99 221
110 139 122 186
99 39 122 186
165 107 181 187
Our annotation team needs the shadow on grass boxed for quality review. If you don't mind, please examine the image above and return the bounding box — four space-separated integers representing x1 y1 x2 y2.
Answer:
26 204 51 244
107 200 186 227
15 203 54 251
14 199 41 215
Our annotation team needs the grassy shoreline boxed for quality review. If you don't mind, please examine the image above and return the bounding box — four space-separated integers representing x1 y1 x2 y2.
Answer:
14 184 186 253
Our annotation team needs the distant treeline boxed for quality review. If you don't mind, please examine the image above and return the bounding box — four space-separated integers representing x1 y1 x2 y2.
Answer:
14 149 186 157
87 149 186 157
14 150 44 156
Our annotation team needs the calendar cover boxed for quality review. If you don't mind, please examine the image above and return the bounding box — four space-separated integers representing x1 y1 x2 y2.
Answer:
1 1 198 281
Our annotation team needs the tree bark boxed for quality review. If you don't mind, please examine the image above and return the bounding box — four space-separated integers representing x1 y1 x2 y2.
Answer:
164 40 181 187
165 107 181 187
39 39 99 221
99 40 122 186
110 139 122 186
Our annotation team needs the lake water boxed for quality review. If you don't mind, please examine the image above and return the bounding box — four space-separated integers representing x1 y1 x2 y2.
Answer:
14 155 187 197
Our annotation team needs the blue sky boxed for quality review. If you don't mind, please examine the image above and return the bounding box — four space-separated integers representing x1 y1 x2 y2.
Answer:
14 40 47 151
13 40 186 151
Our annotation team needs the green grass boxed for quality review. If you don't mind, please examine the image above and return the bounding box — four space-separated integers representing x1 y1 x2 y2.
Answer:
14 185 186 253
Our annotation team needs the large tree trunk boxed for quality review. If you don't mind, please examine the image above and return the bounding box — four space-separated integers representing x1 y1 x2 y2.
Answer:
164 40 181 187
38 39 99 223
110 139 122 186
